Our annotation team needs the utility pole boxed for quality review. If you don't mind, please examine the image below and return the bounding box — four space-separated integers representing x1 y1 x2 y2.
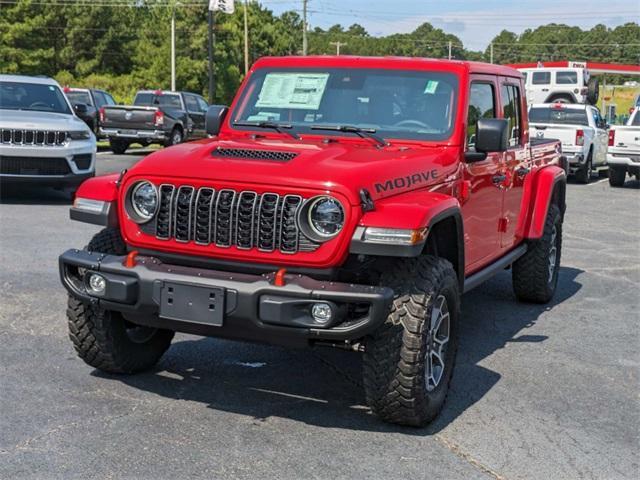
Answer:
302 0 308 55
243 0 249 74
330 41 346 55
171 4 176 91
489 43 494 64
448 41 452 60
208 9 215 102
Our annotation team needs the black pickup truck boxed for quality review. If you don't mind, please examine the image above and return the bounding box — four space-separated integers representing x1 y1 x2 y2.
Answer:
99 90 209 154
64 87 117 138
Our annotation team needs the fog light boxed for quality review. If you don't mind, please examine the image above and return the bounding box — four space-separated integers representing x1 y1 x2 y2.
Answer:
88 273 106 294
311 302 332 323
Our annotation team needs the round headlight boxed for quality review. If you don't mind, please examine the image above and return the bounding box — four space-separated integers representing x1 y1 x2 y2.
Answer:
307 196 344 238
130 181 158 222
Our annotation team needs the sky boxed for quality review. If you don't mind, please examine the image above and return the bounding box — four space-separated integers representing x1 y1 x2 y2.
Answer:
261 0 639 51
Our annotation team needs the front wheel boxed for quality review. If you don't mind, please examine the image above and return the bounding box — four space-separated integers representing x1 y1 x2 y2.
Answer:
363 256 460 427
66 228 174 373
512 204 562 303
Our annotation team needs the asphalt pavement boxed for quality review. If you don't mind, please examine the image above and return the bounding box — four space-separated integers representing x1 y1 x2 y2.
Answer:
1 151 639 479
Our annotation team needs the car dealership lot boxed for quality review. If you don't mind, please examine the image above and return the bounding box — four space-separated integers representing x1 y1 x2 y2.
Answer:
1 152 638 480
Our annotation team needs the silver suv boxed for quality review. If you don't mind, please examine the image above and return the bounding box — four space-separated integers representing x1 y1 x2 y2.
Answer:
0 75 96 194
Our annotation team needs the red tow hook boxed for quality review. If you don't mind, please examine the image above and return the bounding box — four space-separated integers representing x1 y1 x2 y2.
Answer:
274 268 287 287
123 250 139 268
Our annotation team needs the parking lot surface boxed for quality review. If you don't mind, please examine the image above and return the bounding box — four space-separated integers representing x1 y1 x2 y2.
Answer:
1 151 639 479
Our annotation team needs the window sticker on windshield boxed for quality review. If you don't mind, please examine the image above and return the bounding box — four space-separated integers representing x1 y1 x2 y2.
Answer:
247 112 281 122
424 80 438 94
256 73 329 110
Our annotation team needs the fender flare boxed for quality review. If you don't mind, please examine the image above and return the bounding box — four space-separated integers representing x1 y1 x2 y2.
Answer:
350 190 465 287
519 165 566 240
70 173 120 227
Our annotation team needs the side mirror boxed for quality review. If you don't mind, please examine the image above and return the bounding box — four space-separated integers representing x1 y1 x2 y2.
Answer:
205 105 229 136
465 118 509 162
74 103 88 115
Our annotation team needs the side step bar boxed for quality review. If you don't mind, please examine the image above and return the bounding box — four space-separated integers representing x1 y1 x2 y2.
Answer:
463 244 528 293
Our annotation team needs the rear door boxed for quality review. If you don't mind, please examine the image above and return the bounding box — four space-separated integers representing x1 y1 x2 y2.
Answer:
184 94 206 138
461 76 505 272
499 78 529 250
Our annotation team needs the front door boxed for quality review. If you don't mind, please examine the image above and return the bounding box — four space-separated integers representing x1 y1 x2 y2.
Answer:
461 77 506 274
499 79 529 249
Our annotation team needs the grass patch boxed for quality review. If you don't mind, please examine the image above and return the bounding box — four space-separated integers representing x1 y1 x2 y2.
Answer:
601 86 639 124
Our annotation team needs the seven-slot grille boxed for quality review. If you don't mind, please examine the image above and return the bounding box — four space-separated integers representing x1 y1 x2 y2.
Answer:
153 185 320 254
1 129 68 146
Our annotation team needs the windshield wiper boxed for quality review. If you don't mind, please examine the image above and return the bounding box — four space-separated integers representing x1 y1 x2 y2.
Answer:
233 120 300 140
311 124 388 147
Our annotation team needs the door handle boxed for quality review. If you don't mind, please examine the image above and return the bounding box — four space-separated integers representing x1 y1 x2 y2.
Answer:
492 174 507 184
516 167 530 176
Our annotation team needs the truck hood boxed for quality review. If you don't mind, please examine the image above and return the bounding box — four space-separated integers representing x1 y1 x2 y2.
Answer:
0 109 87 131
127 136 460 205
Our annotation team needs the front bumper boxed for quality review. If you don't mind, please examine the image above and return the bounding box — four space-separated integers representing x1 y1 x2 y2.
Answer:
0 141 96 186
59 249 393 348
100 127 167 141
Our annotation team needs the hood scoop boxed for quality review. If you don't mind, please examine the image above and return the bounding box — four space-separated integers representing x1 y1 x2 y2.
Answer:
212 147 298 162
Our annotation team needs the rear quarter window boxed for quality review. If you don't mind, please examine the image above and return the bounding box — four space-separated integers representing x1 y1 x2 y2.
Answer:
555 71 578 85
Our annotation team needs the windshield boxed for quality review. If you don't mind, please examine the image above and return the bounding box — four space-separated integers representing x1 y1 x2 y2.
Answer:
529 107 589 126
232 68 459 141
134 93 182 108
66 91 92 105
0 81 71 114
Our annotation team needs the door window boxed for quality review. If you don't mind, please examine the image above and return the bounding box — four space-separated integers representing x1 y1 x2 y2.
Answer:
197 97 208 112
104 93 116 105
501 84 522 147
532 72 551 85
93 91 107 108
467 82 496 149
185 95 200 113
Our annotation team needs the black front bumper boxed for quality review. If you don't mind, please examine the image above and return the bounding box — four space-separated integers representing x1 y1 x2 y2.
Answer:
0 172 94 188
59 249 393 348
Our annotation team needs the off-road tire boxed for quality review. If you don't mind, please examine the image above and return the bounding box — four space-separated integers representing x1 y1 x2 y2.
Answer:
575 153 592 184
608 166 626 187
512 204 562 303
363 256 460 427
67 228 174 373
110 139 129 155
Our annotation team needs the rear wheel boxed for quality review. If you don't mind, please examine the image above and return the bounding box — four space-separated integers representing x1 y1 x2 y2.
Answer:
608 166 626 187
512 204 562 303
67 228 174 373
575 153 592 184
363 256 459 427
109 139 129 155
165 127 183 147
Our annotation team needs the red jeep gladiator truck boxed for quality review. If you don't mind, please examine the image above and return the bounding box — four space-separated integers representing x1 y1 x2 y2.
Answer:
59 56 566 426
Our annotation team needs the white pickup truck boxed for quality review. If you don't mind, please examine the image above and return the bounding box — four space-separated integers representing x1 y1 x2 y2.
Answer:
529 103 608 183
607 107 640 187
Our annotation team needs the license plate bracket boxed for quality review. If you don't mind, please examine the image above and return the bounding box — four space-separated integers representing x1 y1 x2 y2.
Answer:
159 282 225 326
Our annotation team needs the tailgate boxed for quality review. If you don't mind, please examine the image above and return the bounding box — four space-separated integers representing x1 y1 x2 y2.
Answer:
612 127 640 152
102 106 158 130
529 124 582 151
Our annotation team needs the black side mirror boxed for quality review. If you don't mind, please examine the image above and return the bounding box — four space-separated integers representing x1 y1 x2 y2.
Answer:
205 105 229 136
74 103 88 115
465 118 509 162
